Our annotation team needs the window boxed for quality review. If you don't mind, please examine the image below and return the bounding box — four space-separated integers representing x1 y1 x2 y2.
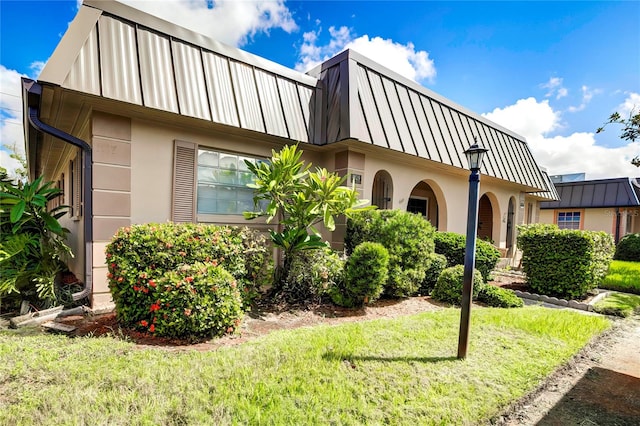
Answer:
557 211 581 230
196 149 264 215
407 197 428 216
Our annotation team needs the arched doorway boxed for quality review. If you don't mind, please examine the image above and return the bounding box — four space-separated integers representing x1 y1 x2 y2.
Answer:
371 170 393 210
478 194 494 242
407 181 441 229
506 197 516 253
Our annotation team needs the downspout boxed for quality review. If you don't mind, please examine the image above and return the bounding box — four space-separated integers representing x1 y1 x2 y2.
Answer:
24 80 93 302
614 207 621 244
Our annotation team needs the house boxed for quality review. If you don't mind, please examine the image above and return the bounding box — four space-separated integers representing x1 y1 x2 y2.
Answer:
22 0 557 308
540 177 640 242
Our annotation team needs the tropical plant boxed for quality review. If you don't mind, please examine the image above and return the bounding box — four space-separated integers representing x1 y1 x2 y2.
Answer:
243 144 370 287
0 176 72 305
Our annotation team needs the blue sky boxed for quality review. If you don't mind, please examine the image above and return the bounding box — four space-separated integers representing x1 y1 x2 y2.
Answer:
1 0 639 179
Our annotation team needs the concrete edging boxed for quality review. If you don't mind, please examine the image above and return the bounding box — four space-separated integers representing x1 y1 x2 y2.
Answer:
513 290 608 312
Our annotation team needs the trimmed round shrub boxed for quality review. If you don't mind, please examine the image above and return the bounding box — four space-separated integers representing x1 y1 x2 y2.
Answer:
434 232 500 281
614 233 640 261
346 210 436 297
420 253 448 294
110 262 243 339
431 264 484 305
331 242 389 308
478 285 524 308
283 249 345 303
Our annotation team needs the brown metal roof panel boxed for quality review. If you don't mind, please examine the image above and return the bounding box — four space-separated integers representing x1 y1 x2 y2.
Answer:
202 51 240 127
229 61 264 133
356 65 387 148
369 72 403 152
63 26 101 96
297 85 315 144
277 78 310 143
255 70 288 138
171 41 211 120
381 78 416 156
137 28 179 113
422 98 452 165
569 184 583 206
592 183 607 206
399 88 429 158
325 66 342 143
605 182 620 206
98 16 142 105
408 90 439 161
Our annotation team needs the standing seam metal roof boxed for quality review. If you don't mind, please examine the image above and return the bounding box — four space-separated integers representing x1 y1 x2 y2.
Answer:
540 178 640 209
38 0 554 194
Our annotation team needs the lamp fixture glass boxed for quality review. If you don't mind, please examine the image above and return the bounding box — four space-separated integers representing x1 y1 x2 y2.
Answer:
464 138 489 171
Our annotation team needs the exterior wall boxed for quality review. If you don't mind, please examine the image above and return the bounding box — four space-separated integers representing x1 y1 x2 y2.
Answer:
91 112 132 308
57 151 85 283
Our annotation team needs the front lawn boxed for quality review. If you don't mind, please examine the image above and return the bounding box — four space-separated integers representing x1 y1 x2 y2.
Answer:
601 260 640 294
593 292 640 317
0 307 609 425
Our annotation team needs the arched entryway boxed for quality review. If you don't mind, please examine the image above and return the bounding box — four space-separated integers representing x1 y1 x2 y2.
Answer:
506 197 516 254
478 194 494 242
407 180 444 229
371 170 393 210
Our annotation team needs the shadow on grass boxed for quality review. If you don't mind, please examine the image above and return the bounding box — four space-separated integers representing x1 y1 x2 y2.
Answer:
323 350 457 364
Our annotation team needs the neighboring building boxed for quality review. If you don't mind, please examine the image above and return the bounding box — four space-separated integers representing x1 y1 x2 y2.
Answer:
540 177 640 241
22 0 556 307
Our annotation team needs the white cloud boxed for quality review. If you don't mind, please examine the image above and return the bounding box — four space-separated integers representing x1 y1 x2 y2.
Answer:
119 0 297 47
295 25 436 83
617 92 640 117
482 97 640 179
567 85 601 113
540 77 568 99
0 65 27 178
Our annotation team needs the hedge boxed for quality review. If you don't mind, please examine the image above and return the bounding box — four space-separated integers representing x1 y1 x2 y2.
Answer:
517 224 614 299
283 249 345 303
614 233 640 261
431 264 484 305
345 210 435 297
433 232 500 281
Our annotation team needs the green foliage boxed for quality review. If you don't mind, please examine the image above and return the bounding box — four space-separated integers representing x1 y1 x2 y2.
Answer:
614 233 640 261
331 242 389 308
345 210 436 297
431 265 484 305
106 222 272 329
596 110 640 166
243 145 370 288
0 176 72 306
420 252 448 294
478 285 524 308
433 231 501 281
593 293 640 318
601 260 640 294
283 249 345 303
517 224 615 299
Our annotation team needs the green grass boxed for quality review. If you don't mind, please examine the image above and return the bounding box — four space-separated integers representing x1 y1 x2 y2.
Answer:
593 292 640 317
601 260 640 294
0 307 609 425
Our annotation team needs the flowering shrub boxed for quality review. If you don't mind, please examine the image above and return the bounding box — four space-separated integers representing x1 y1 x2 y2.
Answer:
283 249 345 303
106 223 271 337
110 262 243 338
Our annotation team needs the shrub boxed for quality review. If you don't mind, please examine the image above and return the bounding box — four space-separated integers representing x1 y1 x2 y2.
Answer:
517 224 614 299
478 285 524 308
614 233 640 261
433 232 500 281
431 265 484 305
345 210 435 297
283 249 345 303
110 262 243 339
331 242 389 308
106 223 272 314
420 253 448 294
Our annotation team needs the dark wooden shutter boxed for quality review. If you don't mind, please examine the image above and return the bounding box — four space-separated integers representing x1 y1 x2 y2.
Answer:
172 140 197 222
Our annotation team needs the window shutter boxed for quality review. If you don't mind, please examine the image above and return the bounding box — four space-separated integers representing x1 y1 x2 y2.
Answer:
172 140 197 222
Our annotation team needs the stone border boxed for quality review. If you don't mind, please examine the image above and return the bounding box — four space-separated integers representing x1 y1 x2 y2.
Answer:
513 290 611 312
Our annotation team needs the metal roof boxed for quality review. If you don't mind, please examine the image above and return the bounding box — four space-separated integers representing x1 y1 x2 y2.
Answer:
307 50 551 192
34 0 554 194
540 177 640 209
529 171 560 201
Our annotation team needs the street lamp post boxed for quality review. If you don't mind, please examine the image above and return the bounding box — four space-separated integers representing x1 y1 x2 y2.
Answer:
457 139 489 360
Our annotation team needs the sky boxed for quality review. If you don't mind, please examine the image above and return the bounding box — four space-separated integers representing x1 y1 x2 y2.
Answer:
1 0 639 180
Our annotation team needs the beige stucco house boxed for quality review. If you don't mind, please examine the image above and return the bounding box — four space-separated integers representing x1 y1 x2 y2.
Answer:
22 0 557 308
540 177 640 242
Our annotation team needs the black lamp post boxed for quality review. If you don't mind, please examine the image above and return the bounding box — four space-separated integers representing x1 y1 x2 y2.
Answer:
457 138 488 360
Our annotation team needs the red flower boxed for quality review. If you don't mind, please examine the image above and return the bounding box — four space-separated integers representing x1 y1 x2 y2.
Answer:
185 276 194 283
149 324 155 333
184 308 192 316
149 280 157 288
142 288 149 294
110 263 116 269
150 303 161 312
133 286 140 292
107 273 114 279
117 277 123 283
140 320 148 327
